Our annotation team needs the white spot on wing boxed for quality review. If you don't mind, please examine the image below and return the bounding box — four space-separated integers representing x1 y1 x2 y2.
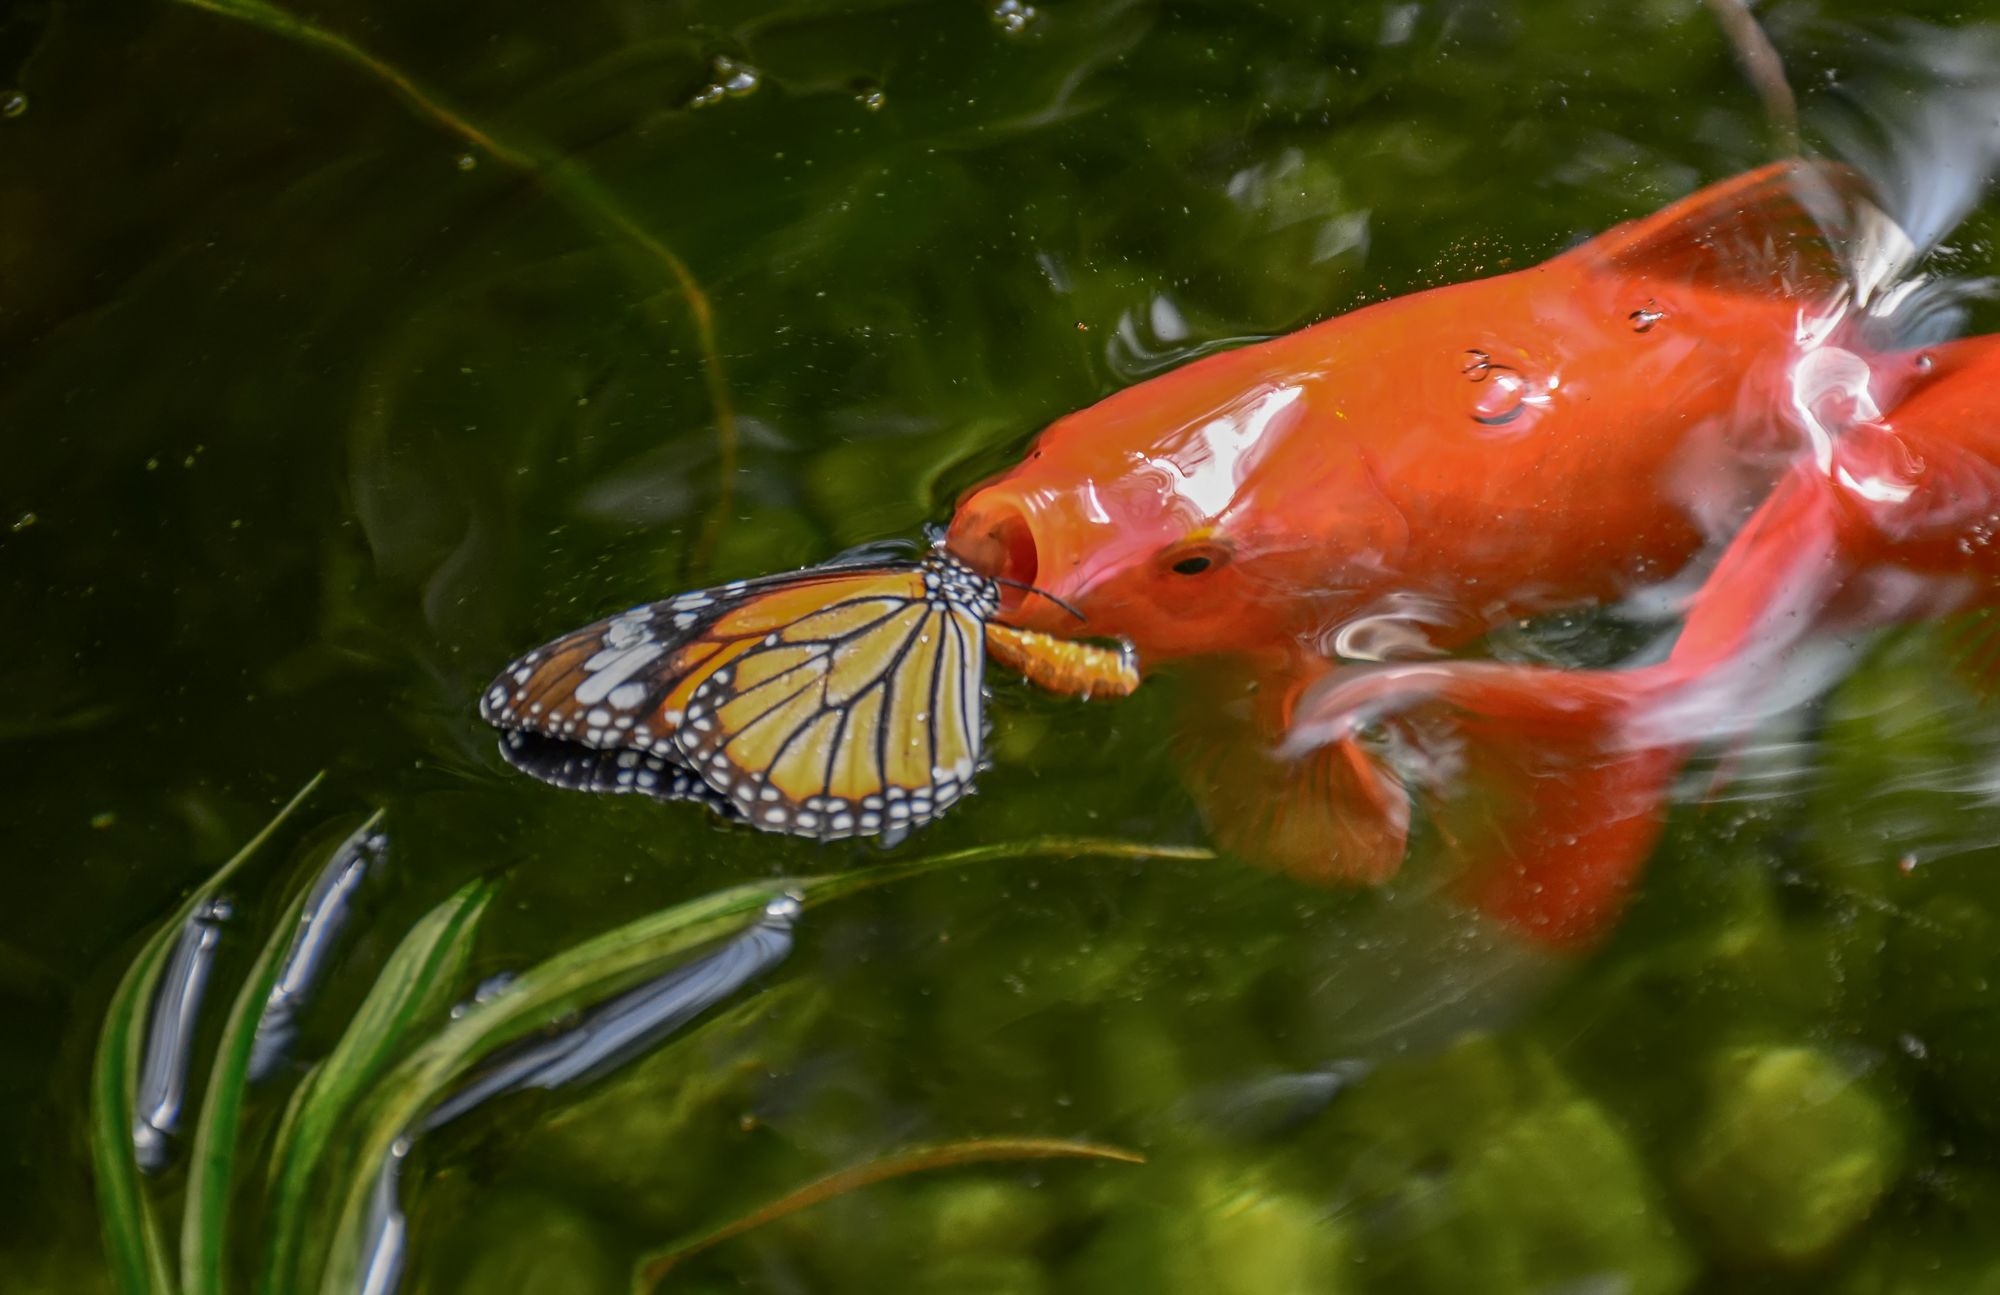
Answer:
574 643 666 706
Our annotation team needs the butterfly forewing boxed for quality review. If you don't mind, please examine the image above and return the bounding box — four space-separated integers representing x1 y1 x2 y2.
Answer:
672 557 996 840
480 589 733 755
479 565 925 756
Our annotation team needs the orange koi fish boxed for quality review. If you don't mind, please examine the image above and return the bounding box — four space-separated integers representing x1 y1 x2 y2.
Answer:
946 160 1926 937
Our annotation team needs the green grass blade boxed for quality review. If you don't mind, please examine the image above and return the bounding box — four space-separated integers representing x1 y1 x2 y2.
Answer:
259 876 499 1295
312 836 1211 1294
180 810 386 1294
90 774 325 1295
632 1137 1146 1291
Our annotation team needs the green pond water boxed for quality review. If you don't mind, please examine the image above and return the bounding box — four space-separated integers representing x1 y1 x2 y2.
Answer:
9 0 2000 1290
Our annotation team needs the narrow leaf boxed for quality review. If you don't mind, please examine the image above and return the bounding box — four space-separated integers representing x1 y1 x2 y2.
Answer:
91 774 324 1295
259 876 499 1295
180 810 387 1294
313 837 1209 1294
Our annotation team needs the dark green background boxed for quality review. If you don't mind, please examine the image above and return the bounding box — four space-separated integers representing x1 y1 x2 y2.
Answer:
8 0 2000 1289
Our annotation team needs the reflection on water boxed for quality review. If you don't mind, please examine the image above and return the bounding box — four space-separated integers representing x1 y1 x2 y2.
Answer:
12 0 2000 1291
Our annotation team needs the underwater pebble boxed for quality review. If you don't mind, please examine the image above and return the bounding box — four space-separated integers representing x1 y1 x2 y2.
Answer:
1676 1044 1903 1263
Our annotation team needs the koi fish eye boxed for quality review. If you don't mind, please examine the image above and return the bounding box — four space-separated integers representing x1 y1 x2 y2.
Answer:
1161 539 1232 576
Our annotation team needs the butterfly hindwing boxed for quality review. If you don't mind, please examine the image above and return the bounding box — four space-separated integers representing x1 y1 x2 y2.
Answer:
498 730 741 820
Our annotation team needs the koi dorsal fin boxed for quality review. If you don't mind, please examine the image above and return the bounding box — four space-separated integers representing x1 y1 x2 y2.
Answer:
1572 160 1868 297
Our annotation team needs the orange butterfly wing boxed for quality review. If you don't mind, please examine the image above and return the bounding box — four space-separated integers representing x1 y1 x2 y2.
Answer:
482 553 998 841
479 566 930 758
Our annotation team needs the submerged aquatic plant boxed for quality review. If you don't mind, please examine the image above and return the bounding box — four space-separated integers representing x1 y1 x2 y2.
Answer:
90 784 1188 1293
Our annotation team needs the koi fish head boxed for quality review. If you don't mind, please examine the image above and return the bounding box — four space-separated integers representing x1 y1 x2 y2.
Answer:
948 358 1351 663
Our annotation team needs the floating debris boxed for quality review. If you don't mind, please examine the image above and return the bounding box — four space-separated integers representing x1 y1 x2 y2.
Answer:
1 92 25 120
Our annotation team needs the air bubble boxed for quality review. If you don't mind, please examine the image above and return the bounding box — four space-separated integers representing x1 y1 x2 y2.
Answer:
991 0 1039 34
689 56 761 109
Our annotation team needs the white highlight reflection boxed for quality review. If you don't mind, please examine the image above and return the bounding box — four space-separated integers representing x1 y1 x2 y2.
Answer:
1145 383 1304 519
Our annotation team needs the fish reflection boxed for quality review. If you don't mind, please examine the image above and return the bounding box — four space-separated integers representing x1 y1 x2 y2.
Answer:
133 896 232 1173
249 820 387 1082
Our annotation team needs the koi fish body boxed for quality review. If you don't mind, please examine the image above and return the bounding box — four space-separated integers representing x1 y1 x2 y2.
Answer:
1287 335 2000 943
948 162 1886 916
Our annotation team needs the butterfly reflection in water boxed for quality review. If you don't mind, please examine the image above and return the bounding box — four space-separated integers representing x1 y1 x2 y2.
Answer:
480 546 1138 844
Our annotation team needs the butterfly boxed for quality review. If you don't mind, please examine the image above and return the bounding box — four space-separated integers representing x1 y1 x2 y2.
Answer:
481 546 1135 843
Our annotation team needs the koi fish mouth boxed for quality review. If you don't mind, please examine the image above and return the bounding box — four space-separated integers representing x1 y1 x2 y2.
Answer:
948 499 1042 618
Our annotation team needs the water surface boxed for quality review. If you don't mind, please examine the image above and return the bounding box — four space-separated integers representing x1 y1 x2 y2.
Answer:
7 0 2000 1289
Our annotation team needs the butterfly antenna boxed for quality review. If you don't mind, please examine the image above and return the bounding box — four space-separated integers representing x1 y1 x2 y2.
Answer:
993 576 1086 623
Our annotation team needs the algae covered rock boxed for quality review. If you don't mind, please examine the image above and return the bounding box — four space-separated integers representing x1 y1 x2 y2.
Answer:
1676 1043 1904 1263
778 1173 1058 1294
1311 1033 1692 1295
1066 1159 1356 1295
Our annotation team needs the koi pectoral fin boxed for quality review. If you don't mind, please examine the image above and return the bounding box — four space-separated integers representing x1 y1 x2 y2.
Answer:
1189 729 1411 887
1291 662 1686 946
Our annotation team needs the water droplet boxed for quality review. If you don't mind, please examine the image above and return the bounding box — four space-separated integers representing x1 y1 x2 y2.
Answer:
455 152 478 172
1 91 25 119
852 80 885 111
991 0 1039 34
10 512 35 533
